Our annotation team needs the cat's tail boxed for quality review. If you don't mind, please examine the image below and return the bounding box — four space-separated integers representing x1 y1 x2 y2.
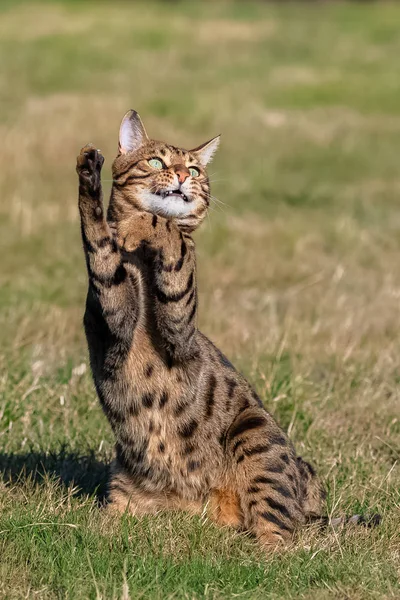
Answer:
297 457 382 530
310 513 382 529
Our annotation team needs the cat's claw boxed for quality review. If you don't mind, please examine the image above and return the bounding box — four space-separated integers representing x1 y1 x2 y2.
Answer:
76 144 104 197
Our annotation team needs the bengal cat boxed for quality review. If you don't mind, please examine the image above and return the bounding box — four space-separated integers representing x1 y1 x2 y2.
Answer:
76 110 376 549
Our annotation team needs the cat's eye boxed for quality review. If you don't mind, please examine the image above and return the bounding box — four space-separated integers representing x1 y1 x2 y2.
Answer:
189 167 200 177
149 158 163 169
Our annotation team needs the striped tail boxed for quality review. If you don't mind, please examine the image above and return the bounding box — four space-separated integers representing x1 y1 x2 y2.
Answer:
312 513 381 529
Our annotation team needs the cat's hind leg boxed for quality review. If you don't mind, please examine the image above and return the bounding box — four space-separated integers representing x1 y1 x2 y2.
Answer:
226 407 314 548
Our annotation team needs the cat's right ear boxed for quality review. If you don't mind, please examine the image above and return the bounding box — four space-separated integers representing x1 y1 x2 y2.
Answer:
118 110 149 154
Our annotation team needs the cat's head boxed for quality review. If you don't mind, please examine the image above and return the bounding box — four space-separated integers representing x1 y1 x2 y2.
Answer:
111 110 219 232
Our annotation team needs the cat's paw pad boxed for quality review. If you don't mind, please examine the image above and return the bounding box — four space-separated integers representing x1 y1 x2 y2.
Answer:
76 144 104 195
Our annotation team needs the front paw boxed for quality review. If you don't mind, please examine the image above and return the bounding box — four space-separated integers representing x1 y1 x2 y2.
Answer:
76 144 104 196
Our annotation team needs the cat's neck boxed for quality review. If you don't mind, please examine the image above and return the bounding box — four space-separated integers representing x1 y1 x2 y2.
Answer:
107 186 141 221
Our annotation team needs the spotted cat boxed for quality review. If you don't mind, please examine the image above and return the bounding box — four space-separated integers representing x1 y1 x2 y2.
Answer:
76 110 374 548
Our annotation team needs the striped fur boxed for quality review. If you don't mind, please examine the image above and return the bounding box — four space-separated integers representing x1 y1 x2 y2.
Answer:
75 113 366 550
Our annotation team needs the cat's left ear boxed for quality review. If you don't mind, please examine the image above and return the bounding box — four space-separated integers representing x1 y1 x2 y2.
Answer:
190 135 220 166
119 110 149 154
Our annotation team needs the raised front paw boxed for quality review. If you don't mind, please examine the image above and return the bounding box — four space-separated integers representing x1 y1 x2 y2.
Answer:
76 144 104 197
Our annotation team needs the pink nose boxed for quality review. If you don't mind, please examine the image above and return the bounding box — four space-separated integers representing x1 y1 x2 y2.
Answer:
174 165 190 184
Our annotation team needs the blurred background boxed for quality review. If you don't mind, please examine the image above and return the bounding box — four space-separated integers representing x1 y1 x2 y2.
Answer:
1 1 399 598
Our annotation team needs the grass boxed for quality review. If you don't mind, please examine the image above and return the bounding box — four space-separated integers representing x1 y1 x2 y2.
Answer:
0 1 399 598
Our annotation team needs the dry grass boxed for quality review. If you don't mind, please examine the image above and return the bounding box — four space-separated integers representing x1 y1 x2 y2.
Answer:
0 1 399 598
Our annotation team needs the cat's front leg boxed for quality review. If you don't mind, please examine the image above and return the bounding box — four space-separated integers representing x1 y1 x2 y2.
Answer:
77 144 111 249
77 145 139 338
119 214 199 362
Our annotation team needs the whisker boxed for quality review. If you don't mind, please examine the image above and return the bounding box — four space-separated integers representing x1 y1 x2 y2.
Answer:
208 194 230 209
209 201 224 214
205 205 213 230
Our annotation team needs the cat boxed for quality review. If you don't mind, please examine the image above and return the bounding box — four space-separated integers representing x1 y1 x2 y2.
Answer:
76 110 377 549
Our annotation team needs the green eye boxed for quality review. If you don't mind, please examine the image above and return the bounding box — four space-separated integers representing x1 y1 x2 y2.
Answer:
149 158 163 169
189 167 200 177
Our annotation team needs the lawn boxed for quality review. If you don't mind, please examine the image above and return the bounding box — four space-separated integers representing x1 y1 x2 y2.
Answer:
0 1 399 598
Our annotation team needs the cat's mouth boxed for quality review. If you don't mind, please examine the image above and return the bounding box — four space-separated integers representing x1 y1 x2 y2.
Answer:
157 189 190 203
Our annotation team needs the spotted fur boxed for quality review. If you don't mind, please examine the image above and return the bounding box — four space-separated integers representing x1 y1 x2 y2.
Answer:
76 111 376 549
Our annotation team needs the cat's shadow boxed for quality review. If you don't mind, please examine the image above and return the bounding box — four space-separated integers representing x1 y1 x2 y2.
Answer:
0 447 109 503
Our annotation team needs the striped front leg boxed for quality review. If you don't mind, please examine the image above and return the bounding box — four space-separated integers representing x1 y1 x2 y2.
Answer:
152 224 198 363
120 214 198 364
77 145 139 340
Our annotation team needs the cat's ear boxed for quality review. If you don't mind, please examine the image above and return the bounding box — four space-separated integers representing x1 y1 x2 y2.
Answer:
190 135 220 166
118 110 149 154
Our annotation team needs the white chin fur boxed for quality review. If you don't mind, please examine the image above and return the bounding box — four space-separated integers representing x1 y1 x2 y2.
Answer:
139 192 195 219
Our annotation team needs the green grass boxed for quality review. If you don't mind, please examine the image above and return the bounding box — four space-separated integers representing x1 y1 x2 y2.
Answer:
0 1 399 598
